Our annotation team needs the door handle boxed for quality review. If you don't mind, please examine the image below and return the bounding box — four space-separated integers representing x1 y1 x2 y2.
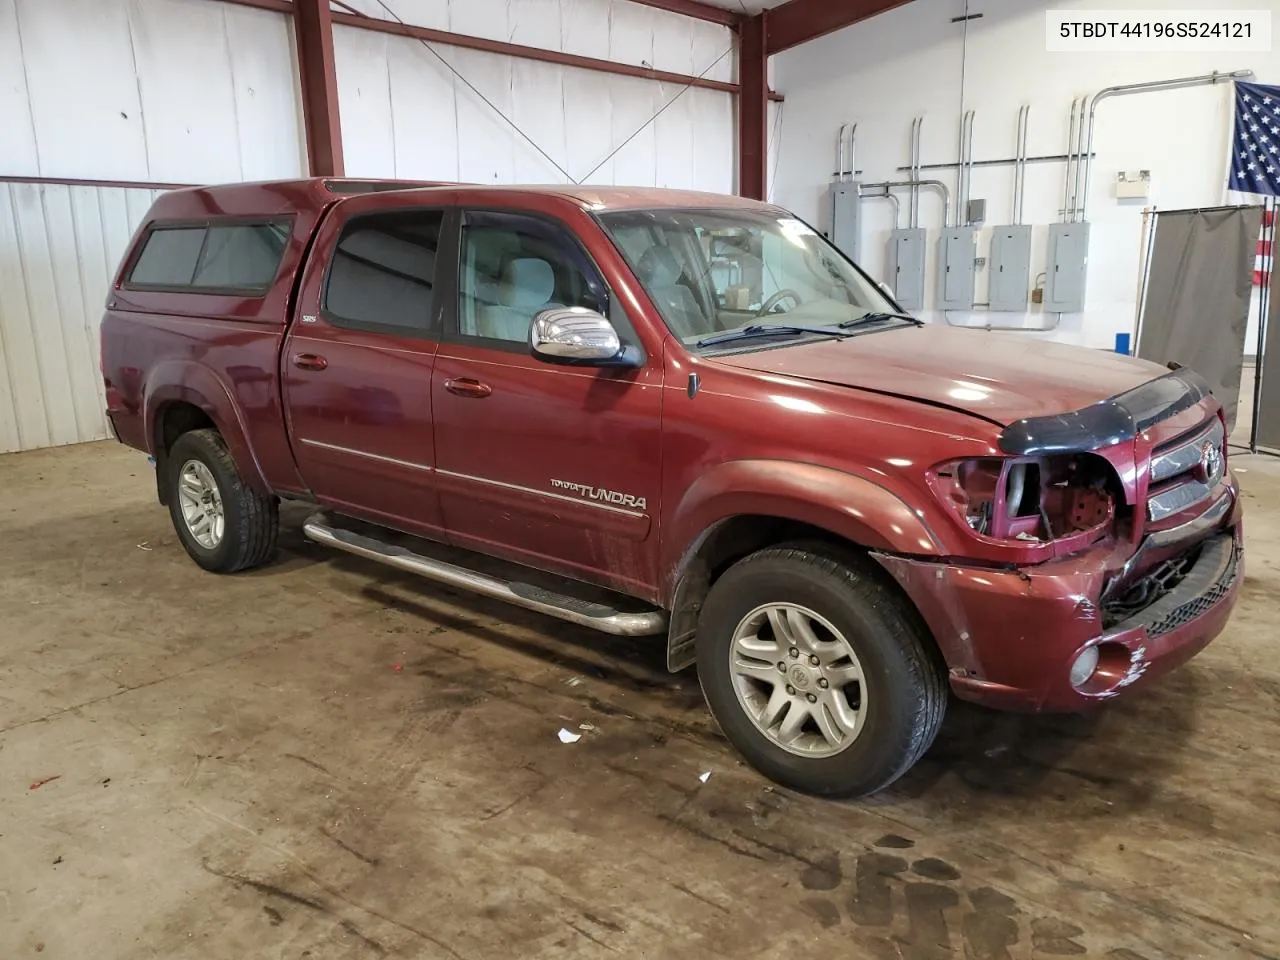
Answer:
445 378 493 399
293 353 328 371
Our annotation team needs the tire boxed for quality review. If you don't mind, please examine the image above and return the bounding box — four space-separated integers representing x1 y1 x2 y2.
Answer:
696 545 946 798
165 428 278 573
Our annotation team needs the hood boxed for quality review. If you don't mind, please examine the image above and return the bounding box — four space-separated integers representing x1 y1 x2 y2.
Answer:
708 325 1168 426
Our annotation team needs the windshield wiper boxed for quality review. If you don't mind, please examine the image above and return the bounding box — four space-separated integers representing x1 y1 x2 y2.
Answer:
696 324 850 349
838 311 923 329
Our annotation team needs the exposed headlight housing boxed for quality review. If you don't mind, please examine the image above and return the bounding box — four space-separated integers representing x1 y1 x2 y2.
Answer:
929 454 1117 547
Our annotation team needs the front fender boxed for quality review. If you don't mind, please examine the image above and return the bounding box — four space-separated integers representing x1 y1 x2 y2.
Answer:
144 360 269 493
664 459 943 596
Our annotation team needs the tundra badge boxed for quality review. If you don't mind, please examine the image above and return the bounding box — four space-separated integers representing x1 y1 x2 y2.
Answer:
551 479 647 511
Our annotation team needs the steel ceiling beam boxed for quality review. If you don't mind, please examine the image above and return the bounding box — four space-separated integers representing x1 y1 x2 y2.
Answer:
329 10 754 96
738 13 768 200
620 0 743 27
294 0 345 176
765 0 914 54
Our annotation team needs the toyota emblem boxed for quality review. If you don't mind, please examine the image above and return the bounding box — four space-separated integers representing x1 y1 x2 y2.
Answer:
1198 441 1225 485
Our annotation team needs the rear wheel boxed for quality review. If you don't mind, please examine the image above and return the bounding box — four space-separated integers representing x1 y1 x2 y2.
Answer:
166 429 278 573
696 545 946 797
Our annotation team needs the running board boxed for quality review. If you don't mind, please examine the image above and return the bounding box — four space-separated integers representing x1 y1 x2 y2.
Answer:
302 513 668 638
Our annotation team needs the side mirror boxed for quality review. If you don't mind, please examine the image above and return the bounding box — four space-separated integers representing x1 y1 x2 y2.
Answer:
878 280 895 298
530 307 638 367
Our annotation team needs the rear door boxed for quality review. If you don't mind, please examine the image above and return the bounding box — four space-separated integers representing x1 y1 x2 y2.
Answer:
283 194 455 538
431 206 665 598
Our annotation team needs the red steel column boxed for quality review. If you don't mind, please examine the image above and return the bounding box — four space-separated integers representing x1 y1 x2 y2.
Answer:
738 12 768 200
294 0 344 177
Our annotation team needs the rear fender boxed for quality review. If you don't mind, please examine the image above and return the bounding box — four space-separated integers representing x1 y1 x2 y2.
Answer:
144 360 269 494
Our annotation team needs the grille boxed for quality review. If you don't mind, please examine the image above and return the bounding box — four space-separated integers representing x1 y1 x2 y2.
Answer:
1102 548 1200 628
1103 534 1239 639
1147 418 1225 523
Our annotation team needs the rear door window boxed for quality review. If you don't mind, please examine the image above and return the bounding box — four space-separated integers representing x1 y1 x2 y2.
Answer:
322 209 445 335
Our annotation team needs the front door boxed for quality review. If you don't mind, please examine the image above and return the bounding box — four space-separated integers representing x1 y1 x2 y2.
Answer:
431 208 664 598
284 200 451 538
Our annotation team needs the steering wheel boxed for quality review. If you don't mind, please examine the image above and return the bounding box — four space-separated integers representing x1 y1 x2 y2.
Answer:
756 288 803 318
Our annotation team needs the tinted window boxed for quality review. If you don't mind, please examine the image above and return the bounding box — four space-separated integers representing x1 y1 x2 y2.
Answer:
128 220 290 291
192 223 290 290
324 210 443 333
458 211 606 344
129 227 206 286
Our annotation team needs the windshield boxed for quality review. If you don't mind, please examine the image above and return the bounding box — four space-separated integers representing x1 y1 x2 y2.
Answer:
598 207 906 349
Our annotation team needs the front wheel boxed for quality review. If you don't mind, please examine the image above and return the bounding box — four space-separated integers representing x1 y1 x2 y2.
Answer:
696 545 946 798
166 428 279 573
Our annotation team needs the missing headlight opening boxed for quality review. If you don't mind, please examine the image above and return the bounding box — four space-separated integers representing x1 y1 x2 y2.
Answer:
932 454 1119 545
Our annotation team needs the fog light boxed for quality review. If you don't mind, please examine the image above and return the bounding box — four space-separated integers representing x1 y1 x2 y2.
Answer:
1070 645 1100 688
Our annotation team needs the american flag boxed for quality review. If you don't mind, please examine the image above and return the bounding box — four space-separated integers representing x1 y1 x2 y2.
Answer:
1256 208 1273 287
1231 81 1280 286
1230 80 1280 197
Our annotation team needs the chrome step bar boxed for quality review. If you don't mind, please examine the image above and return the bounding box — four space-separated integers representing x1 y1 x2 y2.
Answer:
302 513 668 638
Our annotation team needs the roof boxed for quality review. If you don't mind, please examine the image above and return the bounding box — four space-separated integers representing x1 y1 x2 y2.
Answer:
143 177 775 222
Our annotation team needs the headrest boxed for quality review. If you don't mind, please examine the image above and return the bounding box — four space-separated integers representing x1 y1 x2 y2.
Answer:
499 258 556 309
638 246 682 288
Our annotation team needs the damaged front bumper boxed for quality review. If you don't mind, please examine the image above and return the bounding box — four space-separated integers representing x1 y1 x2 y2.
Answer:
875 490 1243 713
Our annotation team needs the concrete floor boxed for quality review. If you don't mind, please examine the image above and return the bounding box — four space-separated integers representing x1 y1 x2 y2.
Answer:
2 440 1279 960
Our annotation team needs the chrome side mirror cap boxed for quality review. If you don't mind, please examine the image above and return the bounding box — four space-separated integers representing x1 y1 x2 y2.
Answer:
530 307 639 367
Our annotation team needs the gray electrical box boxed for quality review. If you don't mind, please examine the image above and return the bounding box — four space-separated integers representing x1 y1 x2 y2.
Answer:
938 227 977 311
830 182 862 262
1043 222 1090 313
988 225 1033 312
887 228 927 310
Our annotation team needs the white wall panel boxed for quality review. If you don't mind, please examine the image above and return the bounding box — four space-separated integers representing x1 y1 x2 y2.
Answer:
336 26 736 192
511 59 570 183
128 0 245 183
223 5 306 182
0 182 157 453
340 0 735 83
0 0 40 177
335 27 397 178
388 37 461 182
13 0 150 181
509 0 563 51
1 0 302 184
563 69 618 185
451 48 519 184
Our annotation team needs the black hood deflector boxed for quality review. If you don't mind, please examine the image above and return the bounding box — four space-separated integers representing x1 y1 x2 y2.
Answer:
998 369 1214 456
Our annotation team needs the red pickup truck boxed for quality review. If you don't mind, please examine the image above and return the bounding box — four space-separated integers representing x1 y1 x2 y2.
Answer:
101 177 1242 797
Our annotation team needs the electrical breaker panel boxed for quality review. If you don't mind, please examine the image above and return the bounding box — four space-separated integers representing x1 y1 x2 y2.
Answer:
1043 222 1090 314
938 227 977 311
887 228 927 310
829 182 862 262
988 225 1033 312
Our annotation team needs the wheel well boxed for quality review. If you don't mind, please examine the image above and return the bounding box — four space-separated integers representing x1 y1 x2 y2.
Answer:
665 515 946 676
665 516 867 671
155 401 216 454
152 402 217 505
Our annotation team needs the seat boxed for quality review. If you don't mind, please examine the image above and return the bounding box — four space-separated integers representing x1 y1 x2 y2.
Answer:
637 246 707 341
477 257 561 342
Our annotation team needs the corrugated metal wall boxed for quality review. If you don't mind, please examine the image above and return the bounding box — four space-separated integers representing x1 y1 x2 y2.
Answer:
0 0 744 453
332 0 736 190
0 0 302 452
0 0 304 184
0 182 158 453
